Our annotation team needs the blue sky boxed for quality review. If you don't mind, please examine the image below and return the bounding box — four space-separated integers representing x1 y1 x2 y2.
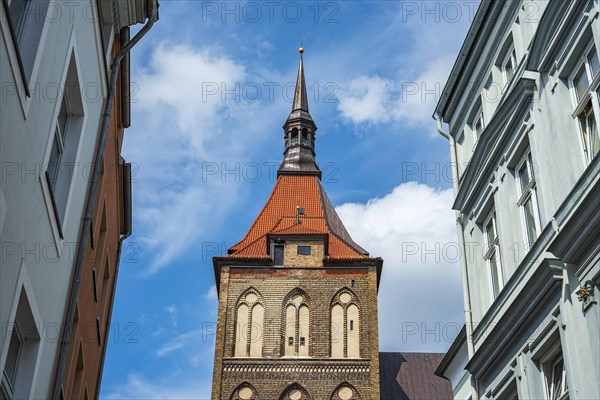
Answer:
100 1 476 398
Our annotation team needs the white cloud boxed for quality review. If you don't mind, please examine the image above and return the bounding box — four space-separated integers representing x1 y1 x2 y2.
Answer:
337 75 393 124
101 372 211 400
336 182 464 351
156 328 204 357
124 43 286 274
335 55 456 129
394 54 458 130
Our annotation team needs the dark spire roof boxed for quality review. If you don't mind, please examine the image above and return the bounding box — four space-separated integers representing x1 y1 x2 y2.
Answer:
278 48 320 177
292 52 309 112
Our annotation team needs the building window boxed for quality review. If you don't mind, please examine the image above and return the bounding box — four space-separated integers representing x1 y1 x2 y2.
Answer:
471 104 485 142
570 44 600 164
297 246 311 255
331 291 360 358
44 52 85 234
301 128 309 146
0 288 41 400
5 0 49 82
483 211 503 299
273 244 284 266
1 325 22 399
46 94 71 191
283 291 310 357
6 0 30 39
516 151 541 247
234 291 264 357
542 351 568 400
502 45 517 85
291 128 299 145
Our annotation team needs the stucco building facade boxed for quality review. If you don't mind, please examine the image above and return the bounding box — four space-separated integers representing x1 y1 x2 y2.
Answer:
0 1 156 398
434 0 600 399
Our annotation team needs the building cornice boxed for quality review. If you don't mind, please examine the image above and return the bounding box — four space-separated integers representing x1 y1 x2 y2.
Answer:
435 1 522 122
527 0 593 73
466 257 563 380
452 78 536 213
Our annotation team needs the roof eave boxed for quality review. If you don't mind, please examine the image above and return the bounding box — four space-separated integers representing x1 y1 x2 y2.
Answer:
433 0 493 122
434 325 467 379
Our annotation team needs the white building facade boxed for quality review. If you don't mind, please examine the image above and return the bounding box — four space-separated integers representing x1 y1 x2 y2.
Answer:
435 0 600 399
0 1 149 399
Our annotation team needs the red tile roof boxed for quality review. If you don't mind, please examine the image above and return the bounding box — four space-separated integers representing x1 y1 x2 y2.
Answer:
228 175 367 259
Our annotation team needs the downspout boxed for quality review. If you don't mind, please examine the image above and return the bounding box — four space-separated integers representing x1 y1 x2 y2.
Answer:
51 3 158 399
435 114 476 356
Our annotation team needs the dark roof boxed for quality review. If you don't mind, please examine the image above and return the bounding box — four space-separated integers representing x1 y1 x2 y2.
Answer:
380 352 452 400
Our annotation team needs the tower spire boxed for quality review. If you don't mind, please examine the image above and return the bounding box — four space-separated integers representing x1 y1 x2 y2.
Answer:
278 46 320 177
293 45 309 112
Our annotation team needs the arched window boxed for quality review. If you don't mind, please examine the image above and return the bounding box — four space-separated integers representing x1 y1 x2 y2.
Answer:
234 289 265 357
301 128 309 146
282 289 310 357
279 383 312 400
330 383 362 400
230 382 260 400
291 128 299 145
330 289 360 358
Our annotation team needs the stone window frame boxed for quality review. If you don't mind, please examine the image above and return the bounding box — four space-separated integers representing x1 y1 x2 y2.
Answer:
229 382 260 400
232 288 265 358
330 382 362 400
329 288 362 359
280 288 312 357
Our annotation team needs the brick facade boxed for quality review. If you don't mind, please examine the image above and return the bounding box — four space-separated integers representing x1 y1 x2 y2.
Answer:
211 262 381 400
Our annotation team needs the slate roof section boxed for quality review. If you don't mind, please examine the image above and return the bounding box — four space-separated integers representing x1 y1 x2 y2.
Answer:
228 175 368 259
379 352 452 400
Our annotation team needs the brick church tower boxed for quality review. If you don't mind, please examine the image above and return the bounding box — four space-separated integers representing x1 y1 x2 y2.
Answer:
211 48 383 400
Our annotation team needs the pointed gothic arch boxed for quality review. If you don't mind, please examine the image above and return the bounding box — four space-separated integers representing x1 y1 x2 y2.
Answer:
233 288 265 357
229 382 260 400
278 383 312 400
281 288 312 357
330 382 362 400
330 288 361 358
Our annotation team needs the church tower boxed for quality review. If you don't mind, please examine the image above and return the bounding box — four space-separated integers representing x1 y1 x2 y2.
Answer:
211 48 383 400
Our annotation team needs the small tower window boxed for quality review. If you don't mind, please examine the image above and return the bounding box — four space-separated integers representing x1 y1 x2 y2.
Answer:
300 337 305 346
302 128 309 146
288 337 294 346
351 279 355 288
291 128 299 145
350 320 354 331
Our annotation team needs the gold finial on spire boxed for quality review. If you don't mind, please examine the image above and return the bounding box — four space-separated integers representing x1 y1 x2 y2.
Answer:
299 38 304 54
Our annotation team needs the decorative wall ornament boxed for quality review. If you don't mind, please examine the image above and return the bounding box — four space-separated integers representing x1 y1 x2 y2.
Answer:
575 280 597 313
